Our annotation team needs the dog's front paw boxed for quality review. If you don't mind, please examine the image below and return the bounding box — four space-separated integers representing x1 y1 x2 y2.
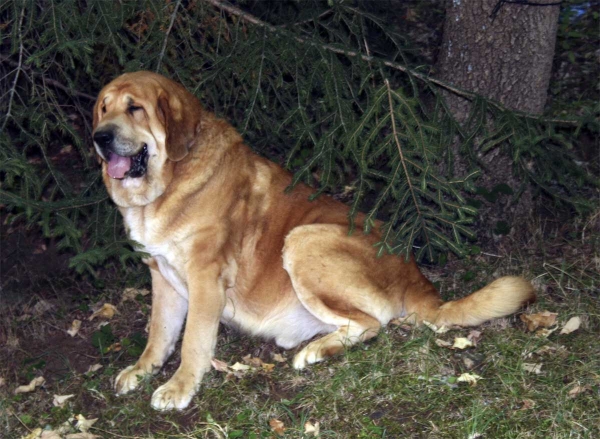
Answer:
114 364 150 395
293 343 326 369
150 374 198 411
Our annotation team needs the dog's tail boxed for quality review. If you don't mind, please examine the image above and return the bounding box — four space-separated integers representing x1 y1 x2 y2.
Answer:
427 276 535 327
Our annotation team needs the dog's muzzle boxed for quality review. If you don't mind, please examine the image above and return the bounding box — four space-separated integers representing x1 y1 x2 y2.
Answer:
93 129 149 179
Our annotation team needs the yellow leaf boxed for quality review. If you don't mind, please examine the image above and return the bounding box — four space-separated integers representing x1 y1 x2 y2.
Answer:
67 320 82 337
560 316 581 335
14 376 45 394
422 320 449 334
272 353 287 363
568 384 589 398
75 414 98 432
269 418 286 436
522 363 543 374
457 373 482 386
535 326 558 338
88 303 118 321
211 358 230 373
230 362 251 371
120 287 150 303
53 394 75 407
85 364 102 374
242 355 264 368
40 430 63 439
304 420 320 436
434 339 452 348
262 363 275 372
452 337 473 350
65 434 102 439
20 427 42 439
520 399 536 410
520 311 557 332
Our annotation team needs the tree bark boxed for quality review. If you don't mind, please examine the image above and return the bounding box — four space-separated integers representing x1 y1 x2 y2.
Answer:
435 0 560 243
436 0 560 120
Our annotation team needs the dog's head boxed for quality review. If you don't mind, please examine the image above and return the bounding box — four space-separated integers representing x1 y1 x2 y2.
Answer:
93 71 202 207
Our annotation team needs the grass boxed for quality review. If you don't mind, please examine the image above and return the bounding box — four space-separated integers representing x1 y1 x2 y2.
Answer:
1 234 599 438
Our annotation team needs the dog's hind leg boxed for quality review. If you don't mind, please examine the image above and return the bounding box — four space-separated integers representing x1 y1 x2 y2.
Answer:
282 224 399 369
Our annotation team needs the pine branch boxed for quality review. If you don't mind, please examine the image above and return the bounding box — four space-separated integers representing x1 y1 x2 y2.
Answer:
156 0 183 72
1 4 26 131
385 79 432 258
0 55 96 101
201 0 578 126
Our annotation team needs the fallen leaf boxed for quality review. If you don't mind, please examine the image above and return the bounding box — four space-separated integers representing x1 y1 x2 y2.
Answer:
67 320 82 337
521 311 558 332
20 427 42 439
467 330 482 346
560 316 581 335
75 414 98 432
15 376 45 394
120 287 150 303
522 363 543 374
211 358 230 373
535 326 558 338
272 353 286 363
467 434 482 439
53 394 75 407
105 342 121 353
462 357 476 369
568 384 589 398
40 430 63 439
243 355 264 368
230 362 251 371
304 420 320 436
435 338 452 348
456 373 482 386
85 364 102 374
0 376 5 387
452 337 473 350
65 434 102 439
89 303 118 321
33 300 53 316
269 418 286 436
520 399 536 410
262 363 275 372
17 314 32 322
529 344 568 357
422 320 449 334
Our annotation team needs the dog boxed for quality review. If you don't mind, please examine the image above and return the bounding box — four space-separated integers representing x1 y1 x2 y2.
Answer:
92 71 535 410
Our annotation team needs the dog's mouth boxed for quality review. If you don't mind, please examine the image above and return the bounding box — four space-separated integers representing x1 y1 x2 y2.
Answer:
106 144 148 179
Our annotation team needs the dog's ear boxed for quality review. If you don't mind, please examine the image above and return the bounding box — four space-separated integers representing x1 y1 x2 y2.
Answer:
156 88 202 162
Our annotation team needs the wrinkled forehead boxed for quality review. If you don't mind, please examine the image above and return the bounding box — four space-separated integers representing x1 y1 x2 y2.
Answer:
98 79 159 107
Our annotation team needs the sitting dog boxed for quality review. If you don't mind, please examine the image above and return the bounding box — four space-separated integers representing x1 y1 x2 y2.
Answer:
92 71 534 410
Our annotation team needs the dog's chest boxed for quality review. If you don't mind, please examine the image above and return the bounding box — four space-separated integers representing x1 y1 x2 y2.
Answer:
122 208 189 299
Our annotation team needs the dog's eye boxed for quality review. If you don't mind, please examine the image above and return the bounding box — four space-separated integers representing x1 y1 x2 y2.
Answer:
128 105 143 114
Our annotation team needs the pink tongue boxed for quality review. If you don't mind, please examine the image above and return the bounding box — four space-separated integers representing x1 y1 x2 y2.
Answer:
107 154 132 179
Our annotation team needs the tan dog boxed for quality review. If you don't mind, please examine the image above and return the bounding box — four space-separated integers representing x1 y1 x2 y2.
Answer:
92 71 535 410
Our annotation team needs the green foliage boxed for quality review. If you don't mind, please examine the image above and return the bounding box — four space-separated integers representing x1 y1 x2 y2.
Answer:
0 0 597 275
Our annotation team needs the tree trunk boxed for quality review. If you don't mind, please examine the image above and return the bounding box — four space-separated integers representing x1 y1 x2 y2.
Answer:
435 0 560 243
436 0 560 119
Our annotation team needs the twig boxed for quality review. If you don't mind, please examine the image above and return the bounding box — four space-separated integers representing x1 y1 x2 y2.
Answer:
0 54 96 101
156 0 183 72
201 0 579 126
2 5 26 131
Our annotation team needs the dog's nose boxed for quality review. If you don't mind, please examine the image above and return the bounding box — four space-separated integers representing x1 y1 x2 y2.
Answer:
93 130 114 148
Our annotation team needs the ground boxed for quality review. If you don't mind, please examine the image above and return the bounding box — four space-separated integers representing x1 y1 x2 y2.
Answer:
1 217 599 438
